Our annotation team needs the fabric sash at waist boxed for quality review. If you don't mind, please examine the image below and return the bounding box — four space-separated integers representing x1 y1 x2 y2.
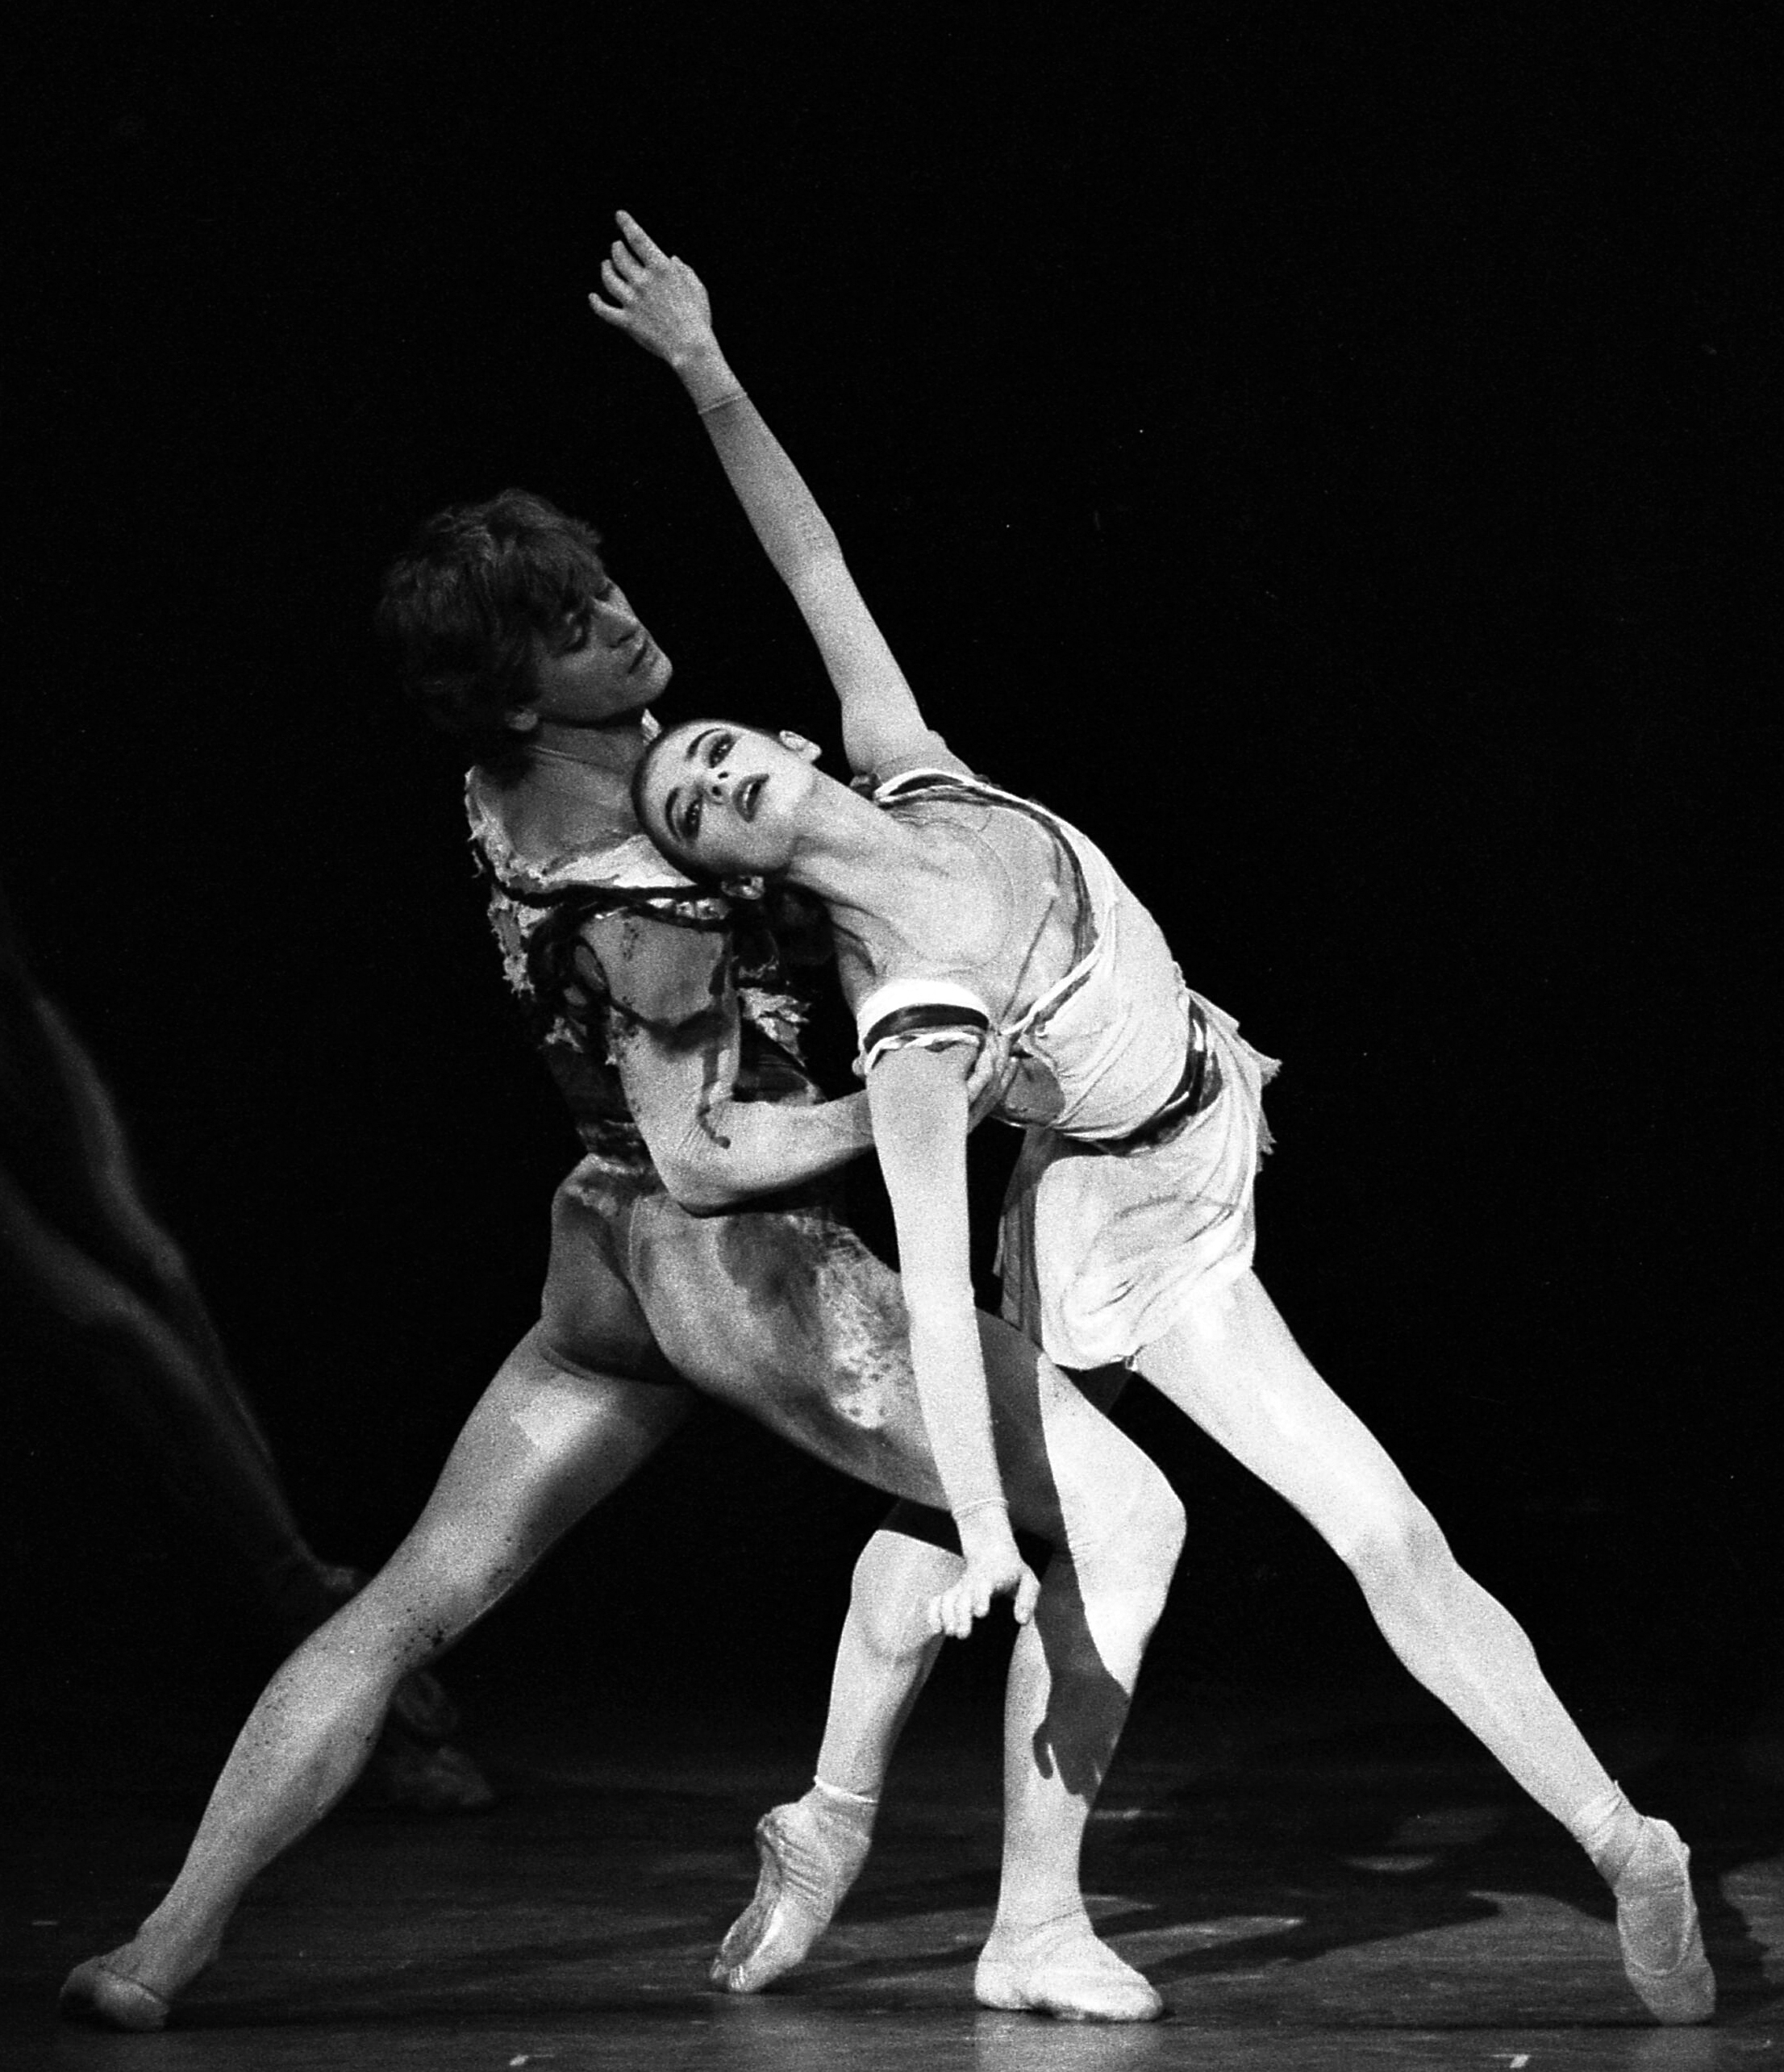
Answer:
1088 1001 1223 1153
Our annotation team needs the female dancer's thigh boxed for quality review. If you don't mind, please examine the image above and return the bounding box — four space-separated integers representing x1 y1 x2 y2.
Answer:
1133 1269 1423 1557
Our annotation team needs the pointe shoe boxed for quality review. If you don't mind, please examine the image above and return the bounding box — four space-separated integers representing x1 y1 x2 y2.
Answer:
1614 1817 1715 2025
58 1956 173 2032
975 1913 1164 2023
711 1794 872 1993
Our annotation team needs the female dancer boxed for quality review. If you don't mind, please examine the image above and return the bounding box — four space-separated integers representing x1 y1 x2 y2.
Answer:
597 211 1715 2027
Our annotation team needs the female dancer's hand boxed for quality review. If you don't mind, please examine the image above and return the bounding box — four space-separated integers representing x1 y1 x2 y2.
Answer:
931 1509 1041 1639
589 211 717 371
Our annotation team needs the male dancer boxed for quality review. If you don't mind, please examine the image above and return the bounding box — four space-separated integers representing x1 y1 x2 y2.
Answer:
60 387 1184 2028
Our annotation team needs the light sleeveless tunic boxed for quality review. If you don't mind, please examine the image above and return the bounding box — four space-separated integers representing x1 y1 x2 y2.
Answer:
856 769 1278 1369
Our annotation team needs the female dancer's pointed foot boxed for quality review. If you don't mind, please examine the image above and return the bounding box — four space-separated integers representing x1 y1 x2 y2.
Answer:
58 1956 174 2032
711 1789 873 1992
1613 1818 1715 2024
975 1913 1164 2023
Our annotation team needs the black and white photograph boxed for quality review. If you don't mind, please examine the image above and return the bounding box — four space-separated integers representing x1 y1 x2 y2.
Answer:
5 6 1778 2066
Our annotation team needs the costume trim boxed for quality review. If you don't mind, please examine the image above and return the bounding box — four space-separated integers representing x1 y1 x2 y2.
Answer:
856 976 993 1074
1098 1019 1221 1151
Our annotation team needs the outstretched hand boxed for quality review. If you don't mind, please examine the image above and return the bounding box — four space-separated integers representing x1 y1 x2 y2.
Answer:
588 211 715 369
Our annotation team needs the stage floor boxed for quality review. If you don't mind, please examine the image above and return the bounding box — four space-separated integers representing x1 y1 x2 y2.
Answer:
6 1674 1782 2070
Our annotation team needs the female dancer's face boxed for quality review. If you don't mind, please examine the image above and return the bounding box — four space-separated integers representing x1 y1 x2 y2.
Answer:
638 720 819 876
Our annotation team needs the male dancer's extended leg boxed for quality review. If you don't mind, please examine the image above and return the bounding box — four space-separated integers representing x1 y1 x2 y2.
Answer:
1135 1268 1714 2026
60 1336 690 2032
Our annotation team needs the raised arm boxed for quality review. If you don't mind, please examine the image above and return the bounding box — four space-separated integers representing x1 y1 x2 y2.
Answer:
582 911 873 1212
865 1043 1040 1636
590 211 968 784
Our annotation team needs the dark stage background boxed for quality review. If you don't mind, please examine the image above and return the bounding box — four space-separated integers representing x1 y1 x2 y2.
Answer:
5 6 1778 1761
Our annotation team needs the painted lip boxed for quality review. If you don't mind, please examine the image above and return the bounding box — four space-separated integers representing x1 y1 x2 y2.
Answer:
625 636 655 673
736 773 765 822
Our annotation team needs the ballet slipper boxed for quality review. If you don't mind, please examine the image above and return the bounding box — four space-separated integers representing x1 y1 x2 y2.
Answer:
58 1956 174 2032
974 1911 1164 2023
711 1789 873 1992
1611 1817 1715 2025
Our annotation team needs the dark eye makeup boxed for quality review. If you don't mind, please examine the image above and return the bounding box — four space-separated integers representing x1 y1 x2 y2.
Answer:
663 725 750 845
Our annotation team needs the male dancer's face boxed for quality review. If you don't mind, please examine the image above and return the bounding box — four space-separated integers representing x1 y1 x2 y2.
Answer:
523 580 673 730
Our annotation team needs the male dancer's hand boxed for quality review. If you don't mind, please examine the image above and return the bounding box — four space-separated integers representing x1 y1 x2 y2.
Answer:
590 211 718 373
931 1509 1040 1640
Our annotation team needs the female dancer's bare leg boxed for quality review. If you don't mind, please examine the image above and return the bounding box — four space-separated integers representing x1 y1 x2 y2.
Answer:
59 1336 690 2032
717 1345 1184 2021
1133 1267 1713 2025
951 1353 1186 2019
711 1524 953 1994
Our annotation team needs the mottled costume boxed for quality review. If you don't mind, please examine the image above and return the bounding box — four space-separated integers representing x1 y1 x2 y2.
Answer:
852 770 1278 1369
466 770 969 1496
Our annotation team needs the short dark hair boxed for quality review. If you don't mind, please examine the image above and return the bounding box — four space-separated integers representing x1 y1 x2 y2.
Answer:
376 489 608 770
